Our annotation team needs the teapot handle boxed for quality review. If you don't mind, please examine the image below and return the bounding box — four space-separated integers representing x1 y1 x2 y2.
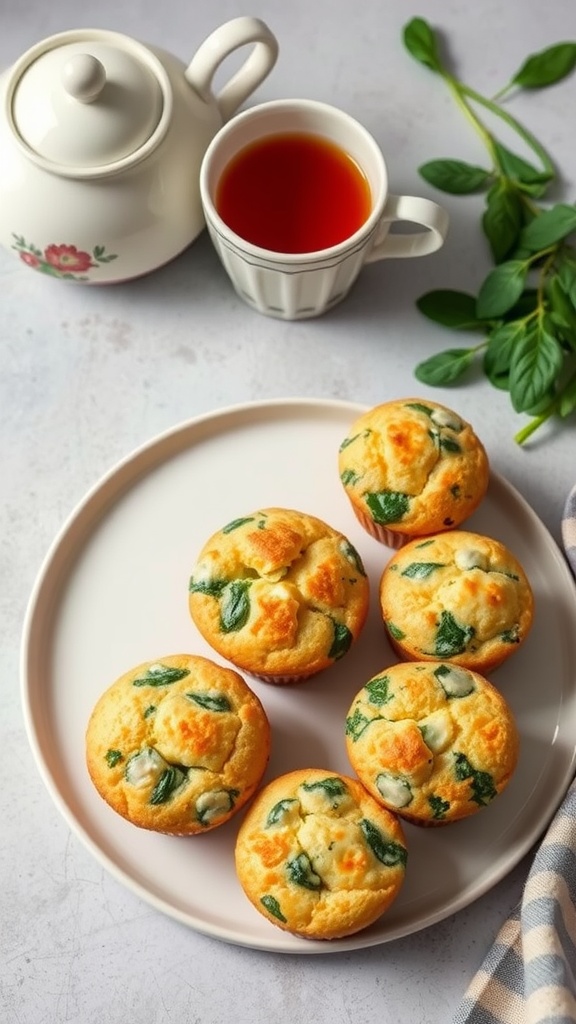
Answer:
185 16 279 123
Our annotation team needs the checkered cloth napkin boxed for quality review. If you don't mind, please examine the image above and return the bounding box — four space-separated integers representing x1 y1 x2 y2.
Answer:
453 485 576 1024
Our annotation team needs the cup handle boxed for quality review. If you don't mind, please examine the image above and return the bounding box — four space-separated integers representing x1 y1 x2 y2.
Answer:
184 16 279 124
364 194 449 261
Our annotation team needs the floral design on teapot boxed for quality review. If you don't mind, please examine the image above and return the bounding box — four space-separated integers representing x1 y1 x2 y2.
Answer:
11 234 118 280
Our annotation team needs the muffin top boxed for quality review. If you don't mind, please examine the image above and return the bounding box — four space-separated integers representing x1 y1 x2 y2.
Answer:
235 768 407 939
188 508 370 679
345 661 519 825
338 398 489 536
379 530 534 672
85 654 270 834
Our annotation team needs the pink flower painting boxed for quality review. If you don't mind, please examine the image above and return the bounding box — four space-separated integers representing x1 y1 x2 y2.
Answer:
11 235 118 280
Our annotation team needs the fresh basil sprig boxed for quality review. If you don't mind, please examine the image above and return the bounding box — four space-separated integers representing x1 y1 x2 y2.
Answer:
403 17 576 444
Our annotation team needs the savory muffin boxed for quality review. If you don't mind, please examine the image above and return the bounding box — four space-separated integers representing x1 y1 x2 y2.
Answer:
188 507 370 683
86 654 270 835
235 768 407 939
379 530 534 673
338 398 489 547
345 661 519 826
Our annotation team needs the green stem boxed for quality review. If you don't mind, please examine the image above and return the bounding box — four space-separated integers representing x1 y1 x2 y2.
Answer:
459 83 555 177
514 412 550 445
514 367 576 444
442 74 500 164
491 83 514 103
535 251 558 307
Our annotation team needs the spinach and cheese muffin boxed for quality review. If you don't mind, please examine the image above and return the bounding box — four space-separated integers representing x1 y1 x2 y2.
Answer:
85 654 270 835
338 398 489 547
379 530 534 673
345 661 519 826
188 507 370 684
235 769 407 939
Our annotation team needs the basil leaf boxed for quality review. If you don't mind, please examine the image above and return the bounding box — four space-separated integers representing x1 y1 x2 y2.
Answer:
340 468 360 486
150 765 186 805
416 290 483 329
476 260 527 318
339 428 371 451
402 17 443 72
266 798 299 827
520 204 576 251
511 42 576 90
186 692 232 712
434 611 475 657
401 561 445 579
493 142 553 195
260 895 287 923
220 580 251 632
386 621 405 641
301 777 348 801
548 277 576 343
509 321 564 412
345 707 373 741
405 401 434 416
429 794 451 819
415 348 476 386
222 516 254 534
419 158 490 194
365 675 392 706
503 288 539 322
557 260 576 307
328 620 353 660
559 375 576 418
482 182 524 263
105 749 123 767
287 852 323 891
365 489 409 524
483 319 526 386
439 435 461 453
341 539 366 576
188 576 227 597
453 752 497 805
501 627 520 644
132 664 190 687
360 819 407 867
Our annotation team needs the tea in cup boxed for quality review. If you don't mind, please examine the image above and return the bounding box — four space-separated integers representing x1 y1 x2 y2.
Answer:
199 98 449 320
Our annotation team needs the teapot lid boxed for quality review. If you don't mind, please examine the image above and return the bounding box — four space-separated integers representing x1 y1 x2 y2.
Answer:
7 29 171 176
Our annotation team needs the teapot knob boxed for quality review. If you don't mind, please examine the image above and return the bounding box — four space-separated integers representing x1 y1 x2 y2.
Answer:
62 53 107 104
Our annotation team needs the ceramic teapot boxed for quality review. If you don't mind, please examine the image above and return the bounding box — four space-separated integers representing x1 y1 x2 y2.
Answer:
0 18 278 283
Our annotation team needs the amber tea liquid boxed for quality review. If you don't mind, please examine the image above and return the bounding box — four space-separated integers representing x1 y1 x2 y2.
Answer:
215 131 372 253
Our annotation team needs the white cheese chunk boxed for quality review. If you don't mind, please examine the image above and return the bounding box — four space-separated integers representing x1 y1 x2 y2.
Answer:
376 773 413 808
125 747 166 789
435 664 475 697
430 408 462 431
454 547 489 571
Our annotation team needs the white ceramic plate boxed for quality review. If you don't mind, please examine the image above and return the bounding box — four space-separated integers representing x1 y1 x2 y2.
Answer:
21 398 576 953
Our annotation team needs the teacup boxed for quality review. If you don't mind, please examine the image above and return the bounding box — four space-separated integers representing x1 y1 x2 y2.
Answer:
199 98 449 320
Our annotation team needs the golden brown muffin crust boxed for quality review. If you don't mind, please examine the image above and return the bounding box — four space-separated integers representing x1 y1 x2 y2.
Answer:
338 399 489 538
86 654 270 834
345 661 519 826
379 531 534 672
188 508 370 680
235 768 407 939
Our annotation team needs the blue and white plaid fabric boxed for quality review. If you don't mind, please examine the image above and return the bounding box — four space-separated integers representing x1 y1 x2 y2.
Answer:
453 485 576 1024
